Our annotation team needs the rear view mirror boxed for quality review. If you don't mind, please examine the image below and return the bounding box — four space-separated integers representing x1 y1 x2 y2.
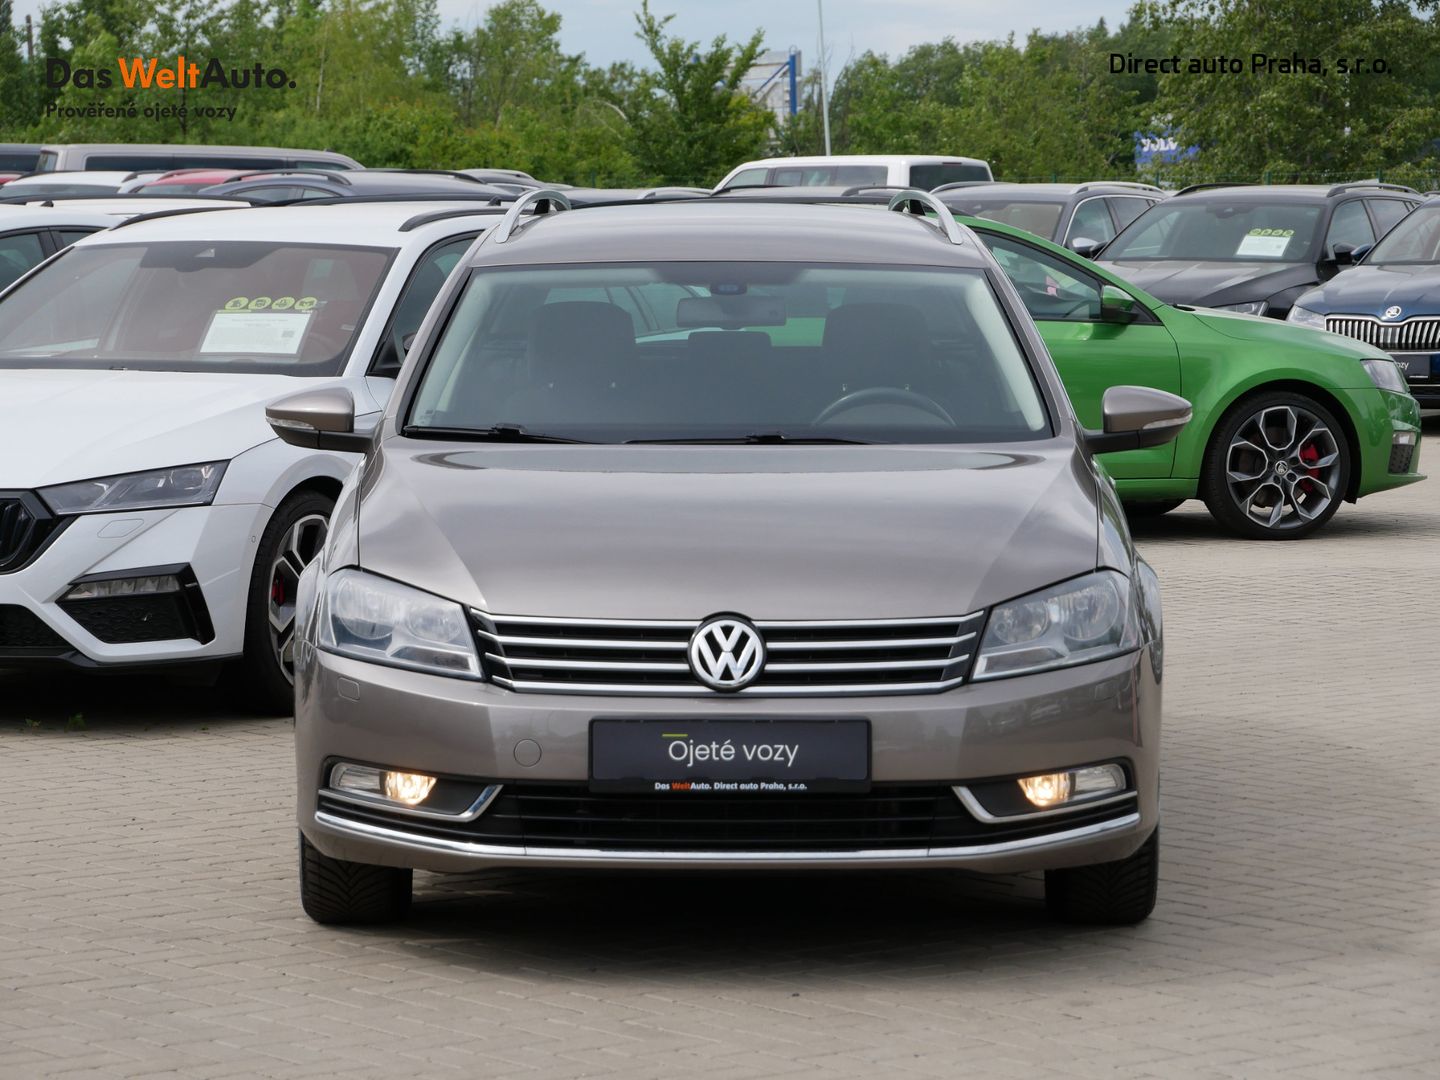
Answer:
1069 237 1105 260
266 388 372 453
676 295 786 329
1099 285 1139 323
1084 385 1192 454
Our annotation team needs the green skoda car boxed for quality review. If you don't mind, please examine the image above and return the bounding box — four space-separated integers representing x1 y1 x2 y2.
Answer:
962 216 1425 539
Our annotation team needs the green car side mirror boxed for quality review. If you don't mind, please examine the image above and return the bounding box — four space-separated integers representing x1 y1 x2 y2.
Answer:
1100 285 1139 323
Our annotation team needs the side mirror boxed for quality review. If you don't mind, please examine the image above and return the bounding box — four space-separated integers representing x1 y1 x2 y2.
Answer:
1084 385 1192 455
1099 284 1139 323
266 388 372 452
1332 242 1356 266
401 331 417 354
1068 237 1105 260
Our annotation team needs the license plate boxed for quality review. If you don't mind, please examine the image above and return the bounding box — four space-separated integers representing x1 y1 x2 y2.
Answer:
589 719 871 794
1394 354 1433 378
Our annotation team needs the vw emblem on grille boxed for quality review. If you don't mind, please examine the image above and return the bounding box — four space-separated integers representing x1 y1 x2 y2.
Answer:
688 615 765 691
1383 305 1403 320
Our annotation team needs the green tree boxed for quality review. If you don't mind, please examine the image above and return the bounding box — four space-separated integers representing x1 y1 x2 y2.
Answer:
1147 0 1440 180
0 0 32 133
626 1 770 185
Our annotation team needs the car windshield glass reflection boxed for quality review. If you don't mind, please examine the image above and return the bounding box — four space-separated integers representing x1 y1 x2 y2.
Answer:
1366 204 1440 264
406 263 1051 445
1104 200 1322 263
951 200 1064 238
0 241 391 376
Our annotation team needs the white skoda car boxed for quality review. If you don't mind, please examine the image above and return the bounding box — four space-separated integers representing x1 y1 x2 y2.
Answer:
0 200 499 710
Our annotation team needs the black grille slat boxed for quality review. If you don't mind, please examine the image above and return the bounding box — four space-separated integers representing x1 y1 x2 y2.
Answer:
475 611 983 696
319 783 1134 853
0 493 67 574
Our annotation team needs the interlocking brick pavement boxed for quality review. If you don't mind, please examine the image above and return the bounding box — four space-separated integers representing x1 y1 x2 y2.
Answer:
3 420 1438 1079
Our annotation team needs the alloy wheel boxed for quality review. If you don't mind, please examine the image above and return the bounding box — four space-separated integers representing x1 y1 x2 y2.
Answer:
1223 404 1341 531
267 513 329 682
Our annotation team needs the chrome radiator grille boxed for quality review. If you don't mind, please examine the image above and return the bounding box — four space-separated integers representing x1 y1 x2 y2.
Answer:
473 611 985 696
1325 314 1440 353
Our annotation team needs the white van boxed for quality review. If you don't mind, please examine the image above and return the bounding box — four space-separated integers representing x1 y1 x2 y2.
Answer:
34 143 361 173
715 154 993 192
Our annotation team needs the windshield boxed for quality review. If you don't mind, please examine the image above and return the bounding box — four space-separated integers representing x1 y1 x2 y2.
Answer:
1366 204 1440 264
406 262 1051 444
947 199 1064 238
0 241 392 375
1104 199 1322 262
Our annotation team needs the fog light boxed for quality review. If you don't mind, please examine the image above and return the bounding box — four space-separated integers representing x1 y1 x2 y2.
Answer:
1393 431 1417 447
1018 772 1072 808
63 574 181 601
331 763 383 794
1072 763 1126 797
383 771 436 806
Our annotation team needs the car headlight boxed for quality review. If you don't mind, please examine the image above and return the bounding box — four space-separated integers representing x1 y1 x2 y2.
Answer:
972 570 1138 681
1215 300 1269 316
1287 304 1326 329
1361 357 1409 394
317 568 481 679
39 461 227 515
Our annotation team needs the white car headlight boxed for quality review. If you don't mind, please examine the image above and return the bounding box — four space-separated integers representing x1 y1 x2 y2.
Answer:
973 570 1138 681
1287 304 1326 329
1361 357 1409 394
39 461 227 514
318 568 481 679
1215 300 1269 316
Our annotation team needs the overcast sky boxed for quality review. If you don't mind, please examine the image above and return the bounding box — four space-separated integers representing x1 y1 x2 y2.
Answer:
9 1 1137 72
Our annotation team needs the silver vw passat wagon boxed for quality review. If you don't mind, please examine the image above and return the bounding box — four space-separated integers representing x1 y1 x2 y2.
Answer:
268 190 1190 927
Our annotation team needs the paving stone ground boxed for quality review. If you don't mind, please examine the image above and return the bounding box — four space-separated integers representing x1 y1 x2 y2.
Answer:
3 419 1438 1079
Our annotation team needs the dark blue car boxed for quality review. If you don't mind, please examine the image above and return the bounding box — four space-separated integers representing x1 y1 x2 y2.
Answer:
1291 197 1440 406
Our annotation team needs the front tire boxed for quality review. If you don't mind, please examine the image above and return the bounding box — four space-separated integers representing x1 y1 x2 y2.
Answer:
1200 391 1350 540
241 490 334 714
1045 828 1159 925
299 832 412 925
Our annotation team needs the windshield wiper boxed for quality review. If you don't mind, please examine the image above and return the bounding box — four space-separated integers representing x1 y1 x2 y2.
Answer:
403 423 592 444
626 432 873 445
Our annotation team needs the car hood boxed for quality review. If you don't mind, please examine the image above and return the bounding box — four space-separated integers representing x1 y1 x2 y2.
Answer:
354 442 1104 620
1297 263 1440 315
1182 305 1383 361
0 368 316 488
1099 258 1311 306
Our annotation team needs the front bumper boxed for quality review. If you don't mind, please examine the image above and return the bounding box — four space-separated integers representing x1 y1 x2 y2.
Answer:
0 502 267 667
297 647 1161 874
1352 387 1425 497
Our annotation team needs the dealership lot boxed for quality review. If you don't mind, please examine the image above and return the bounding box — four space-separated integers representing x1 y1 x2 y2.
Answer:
2 420 1437 1079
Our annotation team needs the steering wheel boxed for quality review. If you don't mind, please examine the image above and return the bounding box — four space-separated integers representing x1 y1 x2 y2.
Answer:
813 387 956 426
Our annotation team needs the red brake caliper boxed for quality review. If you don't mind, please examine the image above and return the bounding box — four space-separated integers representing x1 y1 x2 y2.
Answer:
1299 441 1320 494
271 578 285 604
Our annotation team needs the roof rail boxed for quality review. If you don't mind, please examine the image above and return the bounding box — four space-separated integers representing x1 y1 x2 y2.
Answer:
399 206 511 232
0 191 266 206
639 186 709 199
363 168 488 185
263 191 515 208
930 181 999 194
106 205 250 230
491 188 572 244
886 189 965 244
841 184 914 197
1325 180 1418 196
1173 182 1257 196
1073 180 1166 195
221 168 352 185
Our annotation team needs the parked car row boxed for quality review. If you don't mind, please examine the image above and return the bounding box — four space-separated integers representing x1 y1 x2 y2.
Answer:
0 161 1427 930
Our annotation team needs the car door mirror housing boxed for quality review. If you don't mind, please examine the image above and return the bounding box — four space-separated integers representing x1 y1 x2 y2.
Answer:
266 388 372 452
1099 284 1139 323
1331 242 1356 265
1084 385 1192 454
1068 237 1105 259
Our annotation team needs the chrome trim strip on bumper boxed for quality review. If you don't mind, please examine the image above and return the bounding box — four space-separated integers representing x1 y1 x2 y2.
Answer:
313 809 1142 864
951 785 1137 823
487 675 970 695
320 783 504 822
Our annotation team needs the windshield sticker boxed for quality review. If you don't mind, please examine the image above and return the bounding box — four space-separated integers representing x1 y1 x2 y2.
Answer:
1236 228 1295 258
219 295 316 313
199 311 313 355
